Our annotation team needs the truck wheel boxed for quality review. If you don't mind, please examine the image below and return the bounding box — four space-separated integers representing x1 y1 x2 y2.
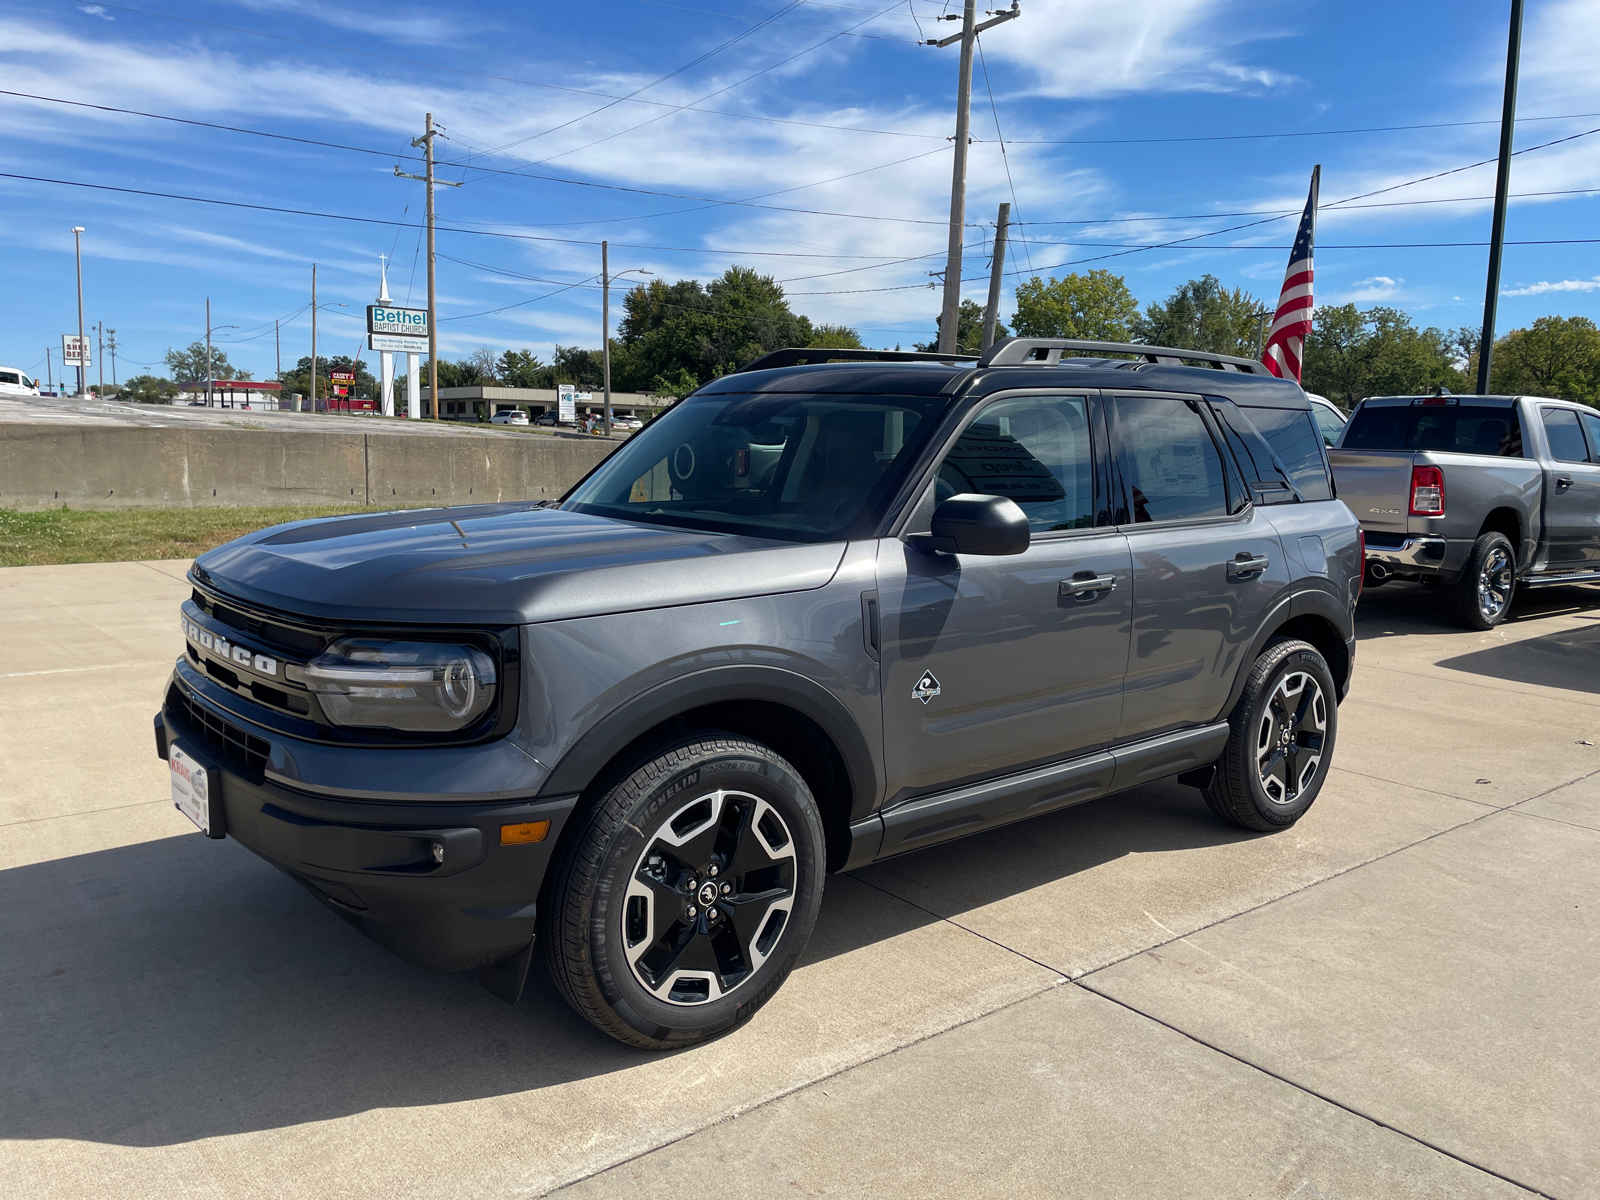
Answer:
1203 638 1337 832
541 732 825 1050
1448 531 1516 630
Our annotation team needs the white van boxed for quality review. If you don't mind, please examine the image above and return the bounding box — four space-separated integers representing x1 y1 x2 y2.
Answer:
0 367 41 397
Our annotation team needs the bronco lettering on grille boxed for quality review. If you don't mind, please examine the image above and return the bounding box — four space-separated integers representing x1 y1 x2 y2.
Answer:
183 613 278 676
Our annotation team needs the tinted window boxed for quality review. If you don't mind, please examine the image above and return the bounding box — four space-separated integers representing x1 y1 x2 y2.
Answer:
1242 406 1334 502
1342 404 1523 457
1582 412 1600 464
0 372 18 385
936 394 1094 532
1310 402 1346 446
565 391 942 541
1542 408 1589 464
1113 396 1229 523
1208 398 1297 506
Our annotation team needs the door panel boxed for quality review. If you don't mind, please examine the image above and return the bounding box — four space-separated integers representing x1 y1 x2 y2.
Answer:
1540 406 1600 570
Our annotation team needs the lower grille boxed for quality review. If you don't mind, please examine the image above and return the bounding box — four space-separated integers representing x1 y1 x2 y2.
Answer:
168 684 271 776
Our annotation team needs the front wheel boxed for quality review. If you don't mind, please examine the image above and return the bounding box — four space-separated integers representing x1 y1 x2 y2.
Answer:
1202 638 1338 832
1448 531 1516 630
541 732 825 1049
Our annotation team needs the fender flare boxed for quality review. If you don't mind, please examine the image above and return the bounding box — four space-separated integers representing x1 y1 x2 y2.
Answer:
536 664 879 816
1216 584 1355 720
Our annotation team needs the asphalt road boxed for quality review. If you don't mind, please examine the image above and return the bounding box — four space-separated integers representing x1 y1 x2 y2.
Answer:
0 393 622 440
2 566 1597 1199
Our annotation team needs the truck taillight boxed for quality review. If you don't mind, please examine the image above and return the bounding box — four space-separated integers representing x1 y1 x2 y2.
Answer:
1409 465 1445 516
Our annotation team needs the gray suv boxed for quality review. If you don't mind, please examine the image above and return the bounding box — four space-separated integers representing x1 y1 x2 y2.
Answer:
154 338 1361 1049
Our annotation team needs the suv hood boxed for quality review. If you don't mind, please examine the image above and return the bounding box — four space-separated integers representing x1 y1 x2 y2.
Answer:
195 504 848 625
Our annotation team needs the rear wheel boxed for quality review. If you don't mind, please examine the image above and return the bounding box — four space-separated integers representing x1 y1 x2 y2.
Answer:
541 732 825 1050
1203 638 1337 832
1448 531 1516 630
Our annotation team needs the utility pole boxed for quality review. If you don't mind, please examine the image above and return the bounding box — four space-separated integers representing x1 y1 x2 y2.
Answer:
928 2 1020 355
311 264 318 411
45 347 52 394
95 320 105 399
396 113 462 419
107 328 118 387
71 226 86 397
275 319 281 385
205 297 213 407
602 240 611 438
980 202 1010 351
1477 0 1524 395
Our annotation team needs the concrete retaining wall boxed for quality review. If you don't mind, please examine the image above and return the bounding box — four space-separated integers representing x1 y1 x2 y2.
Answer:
0 425 617 510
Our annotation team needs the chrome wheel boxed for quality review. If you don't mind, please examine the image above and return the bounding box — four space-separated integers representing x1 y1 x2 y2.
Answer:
623 789 796 1006
1255 671 1327 806
1477 545 1514 622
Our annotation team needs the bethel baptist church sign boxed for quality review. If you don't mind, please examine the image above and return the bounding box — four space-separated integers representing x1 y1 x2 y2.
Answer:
367 305 429 339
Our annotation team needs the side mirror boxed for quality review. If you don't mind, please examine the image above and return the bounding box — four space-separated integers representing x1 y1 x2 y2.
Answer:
910 493 1030 556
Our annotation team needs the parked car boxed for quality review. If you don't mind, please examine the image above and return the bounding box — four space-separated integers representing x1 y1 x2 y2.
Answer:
1305 394 1347 446
533 410 560 426
612 415 644 430
490 408 529 426
155 339 1360 1050
0 366 40 396
1330 393 1600 628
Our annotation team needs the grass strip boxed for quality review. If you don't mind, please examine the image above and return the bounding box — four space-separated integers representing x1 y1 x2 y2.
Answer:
0 505 426 567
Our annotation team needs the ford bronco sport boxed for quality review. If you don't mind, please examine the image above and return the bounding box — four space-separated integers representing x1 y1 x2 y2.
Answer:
156 338 1361 1049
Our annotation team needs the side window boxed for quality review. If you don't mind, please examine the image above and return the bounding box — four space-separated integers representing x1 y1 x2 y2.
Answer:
0 372 19 386
1312 403 1346 446
1112 395 1230 524
935 394 1095 532
1542 408 1589 464
1581 412 1600 464
1241 406 1335 502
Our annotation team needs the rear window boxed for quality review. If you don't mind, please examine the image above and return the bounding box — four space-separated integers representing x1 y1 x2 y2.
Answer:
1342 404 1524 457
1240 406 1334 502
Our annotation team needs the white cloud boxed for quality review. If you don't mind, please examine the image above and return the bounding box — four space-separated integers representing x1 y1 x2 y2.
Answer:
1503 277 1600 297
1326 276 1405 303
77 5 114 20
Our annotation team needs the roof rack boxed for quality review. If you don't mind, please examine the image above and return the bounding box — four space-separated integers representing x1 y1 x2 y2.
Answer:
733 347 979 374
978 337 1270 375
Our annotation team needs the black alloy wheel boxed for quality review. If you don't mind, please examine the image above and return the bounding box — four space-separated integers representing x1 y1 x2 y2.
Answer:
542 732 825 1049
1202 637 1338 832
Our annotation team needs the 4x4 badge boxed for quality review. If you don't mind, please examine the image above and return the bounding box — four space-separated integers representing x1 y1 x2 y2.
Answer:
912 671 942 705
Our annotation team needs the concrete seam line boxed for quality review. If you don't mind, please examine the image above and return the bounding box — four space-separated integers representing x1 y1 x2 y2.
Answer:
0 662 172 678
0 797 170 828
1070 980 1556 1200
540 978 1067 1196
1504 807 1600 836
851 872 1068 978
1329 765 1499 807
1078 764 1600 984
1359 662 1600 712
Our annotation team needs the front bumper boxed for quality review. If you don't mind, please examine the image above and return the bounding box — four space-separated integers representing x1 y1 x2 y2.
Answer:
157 683 577 975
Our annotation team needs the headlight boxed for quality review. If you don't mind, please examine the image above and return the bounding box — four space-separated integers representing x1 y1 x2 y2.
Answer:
300 639 498 732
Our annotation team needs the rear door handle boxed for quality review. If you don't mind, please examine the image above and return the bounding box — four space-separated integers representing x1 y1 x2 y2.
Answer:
1060 573 1117 599
1227 553 1270 579
1556 475 1575 489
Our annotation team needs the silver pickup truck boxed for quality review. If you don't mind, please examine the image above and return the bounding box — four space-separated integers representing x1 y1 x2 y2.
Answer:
1330 394 1600 629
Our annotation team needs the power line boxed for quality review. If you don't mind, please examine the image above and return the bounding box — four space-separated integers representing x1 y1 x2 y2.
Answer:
625 0 918 43
1000 111 1600 146
975 34 1032 274
1015 187 1600 227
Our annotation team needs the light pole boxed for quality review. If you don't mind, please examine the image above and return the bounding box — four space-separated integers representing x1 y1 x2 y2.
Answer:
205 300 238 407
1477 0 1524 394
601 241 650 438
71 226 85 396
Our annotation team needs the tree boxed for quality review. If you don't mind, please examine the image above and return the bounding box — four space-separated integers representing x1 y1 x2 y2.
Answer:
1133 274 1263 356
279 355 376 400
1489 316 1600 404
497 349 545 388
164 341 248 384
804 323 866 350
914 299 1007 353
465 346 500 382
116 374 178 403
1011 270 1139 342
1300 304 1468 406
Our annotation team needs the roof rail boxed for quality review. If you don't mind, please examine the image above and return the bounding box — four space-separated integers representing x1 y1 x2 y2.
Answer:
978 337 1271 375
733 347 979 374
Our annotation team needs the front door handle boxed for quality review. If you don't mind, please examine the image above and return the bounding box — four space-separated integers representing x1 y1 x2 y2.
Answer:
1061 573 1117 600
1227 553 1270 579
1556 475 1575 490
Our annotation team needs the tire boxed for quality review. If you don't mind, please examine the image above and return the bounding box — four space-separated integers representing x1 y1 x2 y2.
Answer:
541 731 826 1050
1202 638 1338 832
1447 531 1516 631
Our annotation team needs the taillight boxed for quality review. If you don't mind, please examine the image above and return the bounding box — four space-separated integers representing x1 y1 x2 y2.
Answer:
1356 528 1365 601
1409 466 1445 516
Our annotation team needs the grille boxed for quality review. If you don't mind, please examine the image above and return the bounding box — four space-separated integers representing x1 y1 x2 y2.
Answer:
194 590 325 657
169 684 271 776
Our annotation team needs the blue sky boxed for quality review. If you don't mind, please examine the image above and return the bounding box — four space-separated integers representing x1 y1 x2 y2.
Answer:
2 0 1597 384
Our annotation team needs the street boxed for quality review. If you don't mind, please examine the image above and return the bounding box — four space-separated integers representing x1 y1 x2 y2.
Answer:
1 565 1596 1199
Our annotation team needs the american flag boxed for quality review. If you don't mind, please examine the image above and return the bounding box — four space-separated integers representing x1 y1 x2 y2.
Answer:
1262 165 1320 382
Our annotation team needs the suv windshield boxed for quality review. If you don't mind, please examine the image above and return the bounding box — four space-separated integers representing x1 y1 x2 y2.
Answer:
564 391 946 541
1341 403 1523 457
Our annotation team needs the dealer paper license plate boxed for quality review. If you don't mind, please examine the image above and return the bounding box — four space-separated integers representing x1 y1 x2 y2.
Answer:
169 742 219 836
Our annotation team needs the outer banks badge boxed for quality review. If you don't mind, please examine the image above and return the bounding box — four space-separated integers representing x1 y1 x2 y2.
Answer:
911 671 942 705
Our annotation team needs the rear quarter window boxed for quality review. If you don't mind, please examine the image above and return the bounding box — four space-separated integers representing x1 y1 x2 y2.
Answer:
1239 406 1334 502
1342 404 1524 457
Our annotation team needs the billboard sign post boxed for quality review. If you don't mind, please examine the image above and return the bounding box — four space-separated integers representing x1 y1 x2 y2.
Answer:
558 383 577 424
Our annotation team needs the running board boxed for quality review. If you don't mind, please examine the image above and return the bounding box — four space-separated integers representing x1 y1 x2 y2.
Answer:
871 723 1229 861
1520 571 1600 589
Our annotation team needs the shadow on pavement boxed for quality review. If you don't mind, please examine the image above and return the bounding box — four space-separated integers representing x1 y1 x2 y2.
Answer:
1354 579 1600 638
1435 620 1600 696
0 781 1248 1148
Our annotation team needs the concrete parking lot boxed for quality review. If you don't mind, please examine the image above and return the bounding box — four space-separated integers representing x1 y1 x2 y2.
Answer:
2 563 1597 1198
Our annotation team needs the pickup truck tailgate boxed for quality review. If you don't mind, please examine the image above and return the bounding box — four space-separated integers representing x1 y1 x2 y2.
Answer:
1328 450 1415 534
